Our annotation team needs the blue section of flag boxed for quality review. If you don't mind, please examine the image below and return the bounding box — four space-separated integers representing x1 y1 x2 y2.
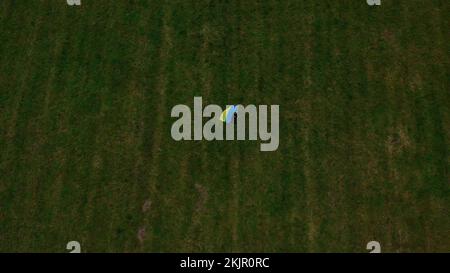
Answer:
225 105 238 124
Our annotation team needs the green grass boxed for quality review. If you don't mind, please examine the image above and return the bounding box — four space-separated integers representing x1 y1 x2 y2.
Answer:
0 0 448 252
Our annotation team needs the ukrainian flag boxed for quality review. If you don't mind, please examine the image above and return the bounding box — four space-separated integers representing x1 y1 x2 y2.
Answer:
220 105 238 123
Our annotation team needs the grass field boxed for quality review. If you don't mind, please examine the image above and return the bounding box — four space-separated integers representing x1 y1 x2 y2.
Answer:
0 0 448 252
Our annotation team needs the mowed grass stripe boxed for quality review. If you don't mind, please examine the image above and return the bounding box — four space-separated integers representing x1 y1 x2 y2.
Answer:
20 2 76 252
408 1 449 251
48 2 108 252
231 0 266 252
0 2 55 251
117 1 166 253
149 0 202 252
140 0 176 252
279 0 313 252
77 2 159 252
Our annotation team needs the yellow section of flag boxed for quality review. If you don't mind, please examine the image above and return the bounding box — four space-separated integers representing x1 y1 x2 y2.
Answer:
219 106 233 122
